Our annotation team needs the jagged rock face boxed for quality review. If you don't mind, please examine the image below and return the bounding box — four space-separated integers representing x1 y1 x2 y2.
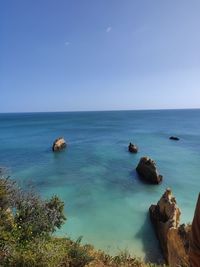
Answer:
128 143 138 153
189 194 200 267
149 189 190 267
52 137 66 152
136 157 162 184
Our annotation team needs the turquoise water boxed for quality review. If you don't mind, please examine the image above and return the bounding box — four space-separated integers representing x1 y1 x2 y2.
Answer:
0 109 200 262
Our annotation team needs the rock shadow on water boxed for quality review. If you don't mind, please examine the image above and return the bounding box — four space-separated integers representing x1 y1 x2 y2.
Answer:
135 213 164 264
128 170 154 189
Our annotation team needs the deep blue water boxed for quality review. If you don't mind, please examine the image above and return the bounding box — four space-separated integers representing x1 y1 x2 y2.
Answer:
0 109 200 262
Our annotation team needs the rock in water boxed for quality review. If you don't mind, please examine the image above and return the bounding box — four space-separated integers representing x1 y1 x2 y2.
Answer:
169 136 180 141
189 193 200 267
136 157 162 184
52 137 66 152
149 189 190 267
128 142 138 153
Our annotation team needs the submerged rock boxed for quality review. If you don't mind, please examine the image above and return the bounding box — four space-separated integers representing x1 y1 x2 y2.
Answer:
52 137 66 152
189 193 200 267
149 189 190 267
136 157 162 184
169 136 180 141
128 142 138 153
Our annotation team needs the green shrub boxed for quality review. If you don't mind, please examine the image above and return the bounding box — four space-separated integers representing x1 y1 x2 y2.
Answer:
64 237 94 267
14 194 66 241
0 176 67 266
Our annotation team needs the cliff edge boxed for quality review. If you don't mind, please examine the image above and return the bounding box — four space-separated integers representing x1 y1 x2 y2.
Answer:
189 193 200 267
149 189 190 267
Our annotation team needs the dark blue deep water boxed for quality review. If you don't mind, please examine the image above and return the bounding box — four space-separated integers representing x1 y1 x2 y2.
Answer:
0 109 200 261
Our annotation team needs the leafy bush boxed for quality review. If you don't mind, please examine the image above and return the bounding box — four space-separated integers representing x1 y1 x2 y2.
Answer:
0 175 66 265
14 194 66 241
64 237 94 267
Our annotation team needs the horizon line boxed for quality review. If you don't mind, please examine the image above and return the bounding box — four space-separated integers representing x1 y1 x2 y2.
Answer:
0 107 200 115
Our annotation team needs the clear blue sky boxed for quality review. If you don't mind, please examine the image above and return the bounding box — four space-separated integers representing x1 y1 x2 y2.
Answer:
1 0 200 112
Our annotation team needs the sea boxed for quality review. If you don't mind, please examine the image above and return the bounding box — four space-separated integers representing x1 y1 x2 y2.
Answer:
0 109 200 262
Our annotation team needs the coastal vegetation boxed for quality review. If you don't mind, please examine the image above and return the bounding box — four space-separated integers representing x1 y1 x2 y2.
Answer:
0 172 164 267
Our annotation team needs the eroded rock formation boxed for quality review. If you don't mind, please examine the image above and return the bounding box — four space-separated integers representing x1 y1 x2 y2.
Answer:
136 157 162 184
128 143 138 153
52 137 66 152
189 193 200 267
149 189 190 267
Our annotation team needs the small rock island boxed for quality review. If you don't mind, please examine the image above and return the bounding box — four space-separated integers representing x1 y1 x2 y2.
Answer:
52 137 66 152
136 157 163 184
169 136 180 141
128 142 138 153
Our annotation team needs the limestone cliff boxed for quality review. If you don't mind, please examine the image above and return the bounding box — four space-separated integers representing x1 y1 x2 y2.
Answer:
149 189 190 267
189 193 200 267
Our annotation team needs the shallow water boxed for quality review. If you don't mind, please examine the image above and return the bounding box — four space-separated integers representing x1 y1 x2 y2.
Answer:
0 109 200 262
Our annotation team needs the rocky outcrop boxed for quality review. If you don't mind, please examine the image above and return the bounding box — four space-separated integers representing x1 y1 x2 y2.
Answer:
189 193 200 267
136 157 162 184
128 143 138 153
169 136 180 141
52 137 66 152
149 189 190 267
